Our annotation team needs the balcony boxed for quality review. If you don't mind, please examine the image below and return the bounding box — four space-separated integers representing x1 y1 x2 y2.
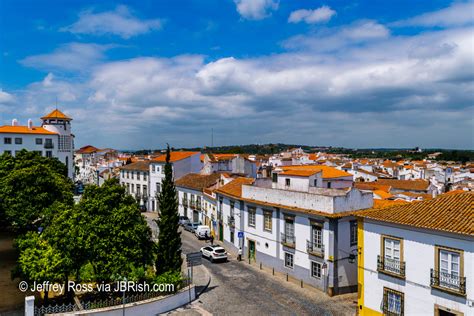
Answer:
430 269 466 296
307 240 324 258
377 256 406 279
227 216 235 228
196 201 202 211
281 232 295 248
190 200 196 209
44 143 54 149
182 199 188 207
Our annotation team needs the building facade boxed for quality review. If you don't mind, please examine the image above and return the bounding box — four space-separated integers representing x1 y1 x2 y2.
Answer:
119 161 150 209
0 109 75 179
357 192 473 316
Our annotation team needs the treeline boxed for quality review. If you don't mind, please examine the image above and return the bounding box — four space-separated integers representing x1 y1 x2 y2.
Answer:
0 150 183 304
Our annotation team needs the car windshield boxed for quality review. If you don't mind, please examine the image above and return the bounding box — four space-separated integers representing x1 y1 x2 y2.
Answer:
214 249 226 254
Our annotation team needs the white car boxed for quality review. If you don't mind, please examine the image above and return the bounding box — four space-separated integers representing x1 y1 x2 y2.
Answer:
200 245 228 263
195 225 211 239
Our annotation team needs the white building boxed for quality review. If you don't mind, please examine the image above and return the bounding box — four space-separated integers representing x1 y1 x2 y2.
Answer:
357 192 473 316
215 166 373 296
148 151 201 212
201 153 257 178
0 109 74 179
119 160 151 209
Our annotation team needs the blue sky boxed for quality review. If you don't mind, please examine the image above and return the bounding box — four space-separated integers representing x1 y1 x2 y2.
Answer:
1 0 473 149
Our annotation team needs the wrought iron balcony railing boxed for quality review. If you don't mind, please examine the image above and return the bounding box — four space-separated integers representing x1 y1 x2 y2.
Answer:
190 200 196 209
430 269 466 296
182 199 188 207
377 255 406 278
307 240 324 257
196 201 202 210
44 143 54 149
227 216 235 228
281 232 295 248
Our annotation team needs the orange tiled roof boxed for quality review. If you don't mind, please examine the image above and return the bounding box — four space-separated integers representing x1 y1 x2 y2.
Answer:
175 173 221 191
280 169 321 177
153 151 200 163
119 160 150 172
373 190 393 200
280 165 352 179
214 177 255 198
0 125 58 135
41 109 72 120
76 145 99 154
373 199 409 209
358 192 473 236
375 179 430 192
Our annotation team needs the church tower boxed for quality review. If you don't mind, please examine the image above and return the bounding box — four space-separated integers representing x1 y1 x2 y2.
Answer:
41 109 75 179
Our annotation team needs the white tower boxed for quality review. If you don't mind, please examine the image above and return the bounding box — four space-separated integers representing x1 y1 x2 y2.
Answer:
41 109 75 179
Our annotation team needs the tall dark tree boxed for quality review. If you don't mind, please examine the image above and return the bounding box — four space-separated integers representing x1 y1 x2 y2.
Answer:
155 145 182 274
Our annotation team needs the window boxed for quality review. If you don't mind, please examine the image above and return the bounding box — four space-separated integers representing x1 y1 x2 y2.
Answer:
311 261 322 278
350 220 357 246
263 210 272 231
327 182 332 188
383 288 404 316
137 184 141 195
143 173 147 181
35 138 43 145
161 166 165 174
230 231 234 244
156 183 161 193
45 138 53 148
230 200 235 213
285 178 290 186
434 247 463 292
45 151 52 158
314 179 318 187
4 137 11 144
380 236 404 276
248 207 256 227
131 184 134 193
15 138 22 144
312 225 322 249
284 252 294 268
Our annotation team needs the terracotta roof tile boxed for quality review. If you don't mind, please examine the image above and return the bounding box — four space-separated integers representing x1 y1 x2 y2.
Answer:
153 151 200 163
0 125 58 135
119 160 150 172
280 165 352 179
358 192 474 236
215 177 255 198
175 173 221 191
375 179 430 192
41 109 72 120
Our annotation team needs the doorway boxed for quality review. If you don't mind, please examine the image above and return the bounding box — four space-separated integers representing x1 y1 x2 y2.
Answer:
248 240 256 262
435 305 463 316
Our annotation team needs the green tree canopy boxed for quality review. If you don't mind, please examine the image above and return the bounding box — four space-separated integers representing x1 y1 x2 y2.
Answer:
0 150 73 232
155 145 183 274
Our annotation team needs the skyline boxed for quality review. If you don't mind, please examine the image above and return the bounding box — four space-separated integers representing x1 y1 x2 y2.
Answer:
1 0 473 149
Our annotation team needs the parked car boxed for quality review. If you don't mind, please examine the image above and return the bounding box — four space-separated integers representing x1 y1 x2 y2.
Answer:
178 216 190 226
184 222 200 232
200 245 227 263
195 225 211 239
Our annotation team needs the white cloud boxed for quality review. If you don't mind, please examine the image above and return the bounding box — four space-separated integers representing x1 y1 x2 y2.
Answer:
283 20 389 53
288 6 336 24
0 89 14 104
234 0 279 20
21 43 109 72
62 5 162 38
393 1 474 27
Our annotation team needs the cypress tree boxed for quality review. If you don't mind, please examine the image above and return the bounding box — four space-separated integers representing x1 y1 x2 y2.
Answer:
155 145 183 274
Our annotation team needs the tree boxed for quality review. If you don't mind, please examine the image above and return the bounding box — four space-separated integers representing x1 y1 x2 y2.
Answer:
14 232 69 304
0 150 74 232
155 145 183 274
76 178 154 282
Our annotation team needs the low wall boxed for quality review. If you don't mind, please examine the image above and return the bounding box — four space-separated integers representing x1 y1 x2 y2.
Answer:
48 286 195 316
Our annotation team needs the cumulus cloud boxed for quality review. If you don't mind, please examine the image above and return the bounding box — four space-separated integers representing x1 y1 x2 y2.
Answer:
62 5 162 38
393 1 474 27
283 20 389 52
288 6 336 24
234 0 279 20
20 42 110 72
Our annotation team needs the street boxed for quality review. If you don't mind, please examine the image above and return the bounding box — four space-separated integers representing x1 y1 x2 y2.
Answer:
173 228 357 316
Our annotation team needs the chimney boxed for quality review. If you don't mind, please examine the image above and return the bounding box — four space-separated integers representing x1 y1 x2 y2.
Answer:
27 119 33 130
11 119 18 126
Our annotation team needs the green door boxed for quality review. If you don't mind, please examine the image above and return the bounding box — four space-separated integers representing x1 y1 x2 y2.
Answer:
248 240 256 261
